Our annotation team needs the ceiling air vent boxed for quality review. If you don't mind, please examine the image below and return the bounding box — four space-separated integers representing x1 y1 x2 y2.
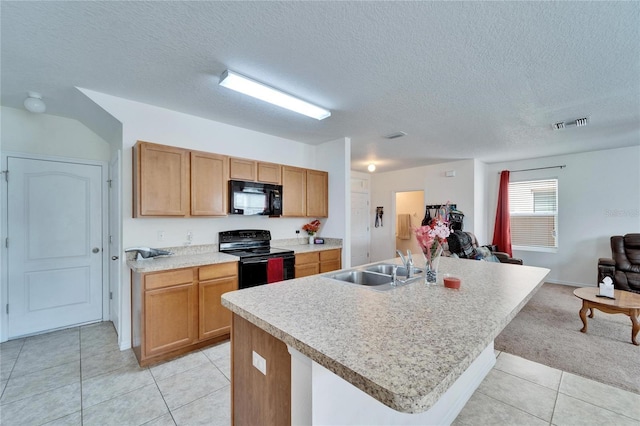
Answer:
384 131 407 139
552 117 588 130
575 117 588 127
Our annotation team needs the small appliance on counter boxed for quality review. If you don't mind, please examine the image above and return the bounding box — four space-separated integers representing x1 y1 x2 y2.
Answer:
125 247 174 260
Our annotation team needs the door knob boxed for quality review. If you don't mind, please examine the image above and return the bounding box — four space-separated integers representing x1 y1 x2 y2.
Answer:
112 256 119 261
92 247 100 253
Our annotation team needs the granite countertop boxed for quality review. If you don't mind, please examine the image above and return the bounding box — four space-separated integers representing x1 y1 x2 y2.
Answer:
127 251 239 273
221 256 550 414
127 240 343 273
272 237 343 254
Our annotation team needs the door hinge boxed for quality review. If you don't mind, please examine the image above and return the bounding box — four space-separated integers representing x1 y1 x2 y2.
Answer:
1 170 7 182
109 292 113 300
5 304 8 315
5 237 8 248
109 235 113 244
107 179 112 188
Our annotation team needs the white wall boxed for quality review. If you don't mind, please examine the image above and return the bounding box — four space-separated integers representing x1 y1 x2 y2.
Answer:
485 146 640 286
80 89 348 349
316 137 351 266
1 106 112 161
369 159 476 262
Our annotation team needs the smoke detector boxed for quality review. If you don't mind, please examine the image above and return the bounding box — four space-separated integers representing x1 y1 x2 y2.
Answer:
552 117 588 130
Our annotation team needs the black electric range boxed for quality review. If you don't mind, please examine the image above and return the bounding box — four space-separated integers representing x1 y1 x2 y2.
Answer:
219 230 295 288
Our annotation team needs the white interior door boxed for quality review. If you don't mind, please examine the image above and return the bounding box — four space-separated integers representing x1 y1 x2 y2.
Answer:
7 157 103 337
350 179 370 267
108 152 121 335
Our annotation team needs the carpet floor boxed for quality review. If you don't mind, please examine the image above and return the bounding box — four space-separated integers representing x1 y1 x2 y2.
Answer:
495 282 640 394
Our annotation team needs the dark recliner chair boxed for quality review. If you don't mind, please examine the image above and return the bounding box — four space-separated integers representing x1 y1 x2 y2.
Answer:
598 234 640 294
444 231 523 265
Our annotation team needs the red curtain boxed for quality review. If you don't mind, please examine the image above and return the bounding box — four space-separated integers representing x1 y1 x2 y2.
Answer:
492 170 513 257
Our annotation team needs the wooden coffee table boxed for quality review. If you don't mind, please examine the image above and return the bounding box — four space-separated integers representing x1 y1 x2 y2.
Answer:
573 287 640 345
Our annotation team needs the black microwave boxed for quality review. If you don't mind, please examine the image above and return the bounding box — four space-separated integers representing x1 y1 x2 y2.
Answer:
229 180 283 216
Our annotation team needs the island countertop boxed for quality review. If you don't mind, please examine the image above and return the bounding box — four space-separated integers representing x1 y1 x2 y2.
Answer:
221 256 549 413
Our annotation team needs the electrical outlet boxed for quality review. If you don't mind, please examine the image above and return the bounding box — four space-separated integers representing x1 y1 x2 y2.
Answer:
187 230 193 241
252 351 267 375
157 231 165 241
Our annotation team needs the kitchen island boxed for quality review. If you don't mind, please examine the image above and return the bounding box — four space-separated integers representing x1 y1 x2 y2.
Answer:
221 256 549 425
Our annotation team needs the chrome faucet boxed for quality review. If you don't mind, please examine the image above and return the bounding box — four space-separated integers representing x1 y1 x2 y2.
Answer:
396 249 414 278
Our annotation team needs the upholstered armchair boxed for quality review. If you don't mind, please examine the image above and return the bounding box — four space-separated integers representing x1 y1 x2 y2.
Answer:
444 231 523 265
598 234 640 293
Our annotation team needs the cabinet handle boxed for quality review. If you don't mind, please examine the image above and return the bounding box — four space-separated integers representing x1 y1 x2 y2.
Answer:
112 256 119 261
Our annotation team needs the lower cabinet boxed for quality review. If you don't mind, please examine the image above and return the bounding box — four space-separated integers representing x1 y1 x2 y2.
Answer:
199 263 237 341
132 262 238 366
295 248 342 278
320 249 342 273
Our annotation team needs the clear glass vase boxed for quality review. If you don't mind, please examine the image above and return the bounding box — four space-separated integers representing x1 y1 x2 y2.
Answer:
423 246 443 285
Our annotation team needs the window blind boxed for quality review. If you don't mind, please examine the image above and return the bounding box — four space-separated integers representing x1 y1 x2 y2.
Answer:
508 179 558 248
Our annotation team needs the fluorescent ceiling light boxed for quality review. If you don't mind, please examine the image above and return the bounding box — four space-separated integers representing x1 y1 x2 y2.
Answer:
219 70 331 120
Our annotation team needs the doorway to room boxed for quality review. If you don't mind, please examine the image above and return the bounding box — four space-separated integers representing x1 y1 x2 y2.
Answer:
394 190 424 257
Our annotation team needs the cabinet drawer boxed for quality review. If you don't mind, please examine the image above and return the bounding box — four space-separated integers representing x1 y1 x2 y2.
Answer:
296 252 319 265
199 262 238 281
295 263 319 278
145 269 194 290
319 260 340 274
320 249 340 261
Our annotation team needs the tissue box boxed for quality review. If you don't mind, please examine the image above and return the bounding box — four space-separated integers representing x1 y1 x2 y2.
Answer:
599 276 615 298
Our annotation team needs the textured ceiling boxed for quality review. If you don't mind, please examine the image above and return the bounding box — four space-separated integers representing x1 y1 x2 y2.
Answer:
2 1 639 172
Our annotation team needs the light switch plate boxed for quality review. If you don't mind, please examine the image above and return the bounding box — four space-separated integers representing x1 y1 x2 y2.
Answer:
252 350 267 375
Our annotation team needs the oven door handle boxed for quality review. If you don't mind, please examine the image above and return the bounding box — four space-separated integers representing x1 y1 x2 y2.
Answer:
242 258 270 265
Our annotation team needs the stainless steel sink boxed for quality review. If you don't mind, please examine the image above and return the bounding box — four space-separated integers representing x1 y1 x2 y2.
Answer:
330 270 392 286
329 263 425 291
365 264 424 276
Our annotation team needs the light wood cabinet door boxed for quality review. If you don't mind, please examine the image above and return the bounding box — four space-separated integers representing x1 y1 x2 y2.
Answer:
191 151 228 216
257 162 281 184
319 248 342 273
134 141 190 217
307 169 328 218
198 263 238 341
295 252 320 278
282 166 307 217
229 157 256 181
144 281 197 358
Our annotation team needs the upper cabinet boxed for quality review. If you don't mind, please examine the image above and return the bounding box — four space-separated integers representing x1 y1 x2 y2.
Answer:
134 141 190 217
282 166 328 218
307 169 328 218
257 162 281 184
191 151 228 216
133 141 228 217
229 157 255 181
282 166 307 217
133 141 327 218
229 157 281 184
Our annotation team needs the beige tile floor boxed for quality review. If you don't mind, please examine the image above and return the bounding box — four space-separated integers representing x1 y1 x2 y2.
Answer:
0 321 638 425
